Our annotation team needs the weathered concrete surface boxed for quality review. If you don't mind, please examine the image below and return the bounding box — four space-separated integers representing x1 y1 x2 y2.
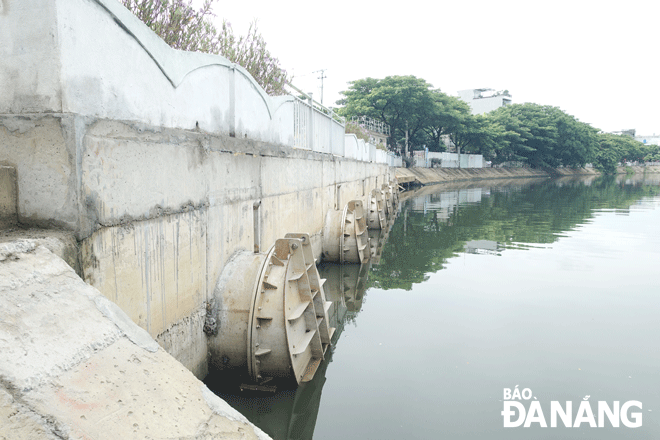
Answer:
74 118 388 378
397 176 601 203
619 165 660 175
0 116 79 232
0 165 18 228
0 228 80 275
395 165 660 186
0 240 270 440
1 113 389 378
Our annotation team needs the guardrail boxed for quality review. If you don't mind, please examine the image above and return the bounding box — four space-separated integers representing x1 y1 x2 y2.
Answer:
285 84 399 165
287 84 345 157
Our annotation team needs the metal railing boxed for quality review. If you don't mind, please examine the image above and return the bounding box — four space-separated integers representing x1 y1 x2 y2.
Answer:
287 83 345 156
292 97 310 149
349 116 391 136
285 83 397 165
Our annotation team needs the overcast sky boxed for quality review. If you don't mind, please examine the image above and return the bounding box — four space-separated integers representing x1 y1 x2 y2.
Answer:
211 0 658 135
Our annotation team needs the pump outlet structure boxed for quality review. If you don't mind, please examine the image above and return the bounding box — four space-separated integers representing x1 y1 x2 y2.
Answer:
209 233 334 385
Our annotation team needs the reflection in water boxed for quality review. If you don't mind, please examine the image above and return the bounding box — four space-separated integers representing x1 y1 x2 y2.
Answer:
207 174 660 439
369 175 660 291
464 239 504 255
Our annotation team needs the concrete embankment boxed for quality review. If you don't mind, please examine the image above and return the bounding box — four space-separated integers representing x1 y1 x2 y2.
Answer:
1 0 392 380
0 240 270 440
395 166 660 186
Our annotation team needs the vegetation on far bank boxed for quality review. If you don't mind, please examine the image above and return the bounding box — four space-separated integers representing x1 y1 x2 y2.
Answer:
335 75 660 173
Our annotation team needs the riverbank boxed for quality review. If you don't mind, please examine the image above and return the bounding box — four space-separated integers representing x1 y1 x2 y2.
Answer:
395 165 660 186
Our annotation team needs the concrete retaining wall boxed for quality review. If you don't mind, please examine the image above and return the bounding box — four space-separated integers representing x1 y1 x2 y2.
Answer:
1 114 389 379
396 166 549 185
0 0 391 378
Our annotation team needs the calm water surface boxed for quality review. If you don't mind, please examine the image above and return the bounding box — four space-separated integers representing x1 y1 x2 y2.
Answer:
207 174 660 439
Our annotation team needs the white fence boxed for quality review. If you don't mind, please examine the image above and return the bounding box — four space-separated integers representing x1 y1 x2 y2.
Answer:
292 95 345 156
343 134 401 165
289 85 398 163
414 151 484 168
388 153 403 167
2 0 394 168
287 84 402 166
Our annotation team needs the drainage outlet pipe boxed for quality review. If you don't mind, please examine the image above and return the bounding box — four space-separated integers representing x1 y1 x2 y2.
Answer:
381 183 395 217
322 200 370 264
367 189 387 230
209 233 334 385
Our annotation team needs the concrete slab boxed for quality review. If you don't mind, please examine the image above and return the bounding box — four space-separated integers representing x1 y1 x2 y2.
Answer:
0 240 271 440
0 228 80 275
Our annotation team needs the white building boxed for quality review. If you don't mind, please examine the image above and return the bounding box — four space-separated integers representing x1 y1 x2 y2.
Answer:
635 134 660 146
610 130 660 146
457 88 512 115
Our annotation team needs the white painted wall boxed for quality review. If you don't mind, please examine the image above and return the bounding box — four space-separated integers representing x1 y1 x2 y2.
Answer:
344 134 391 164
0 0 401 164
0 0 62 113
345 134 359 160
1 0 295 144
635 135 660 146
426 151 484 168
457 89 512 115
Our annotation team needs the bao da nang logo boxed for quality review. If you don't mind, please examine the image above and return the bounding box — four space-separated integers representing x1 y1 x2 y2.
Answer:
502 386 642 428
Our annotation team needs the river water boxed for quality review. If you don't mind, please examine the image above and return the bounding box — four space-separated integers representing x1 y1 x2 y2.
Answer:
207 174 660 439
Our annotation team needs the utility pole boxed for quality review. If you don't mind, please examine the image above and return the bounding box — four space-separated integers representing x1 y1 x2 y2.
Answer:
313 69 327 105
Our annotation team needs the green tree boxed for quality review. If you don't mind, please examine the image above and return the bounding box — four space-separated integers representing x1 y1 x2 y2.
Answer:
448 113 503 159
337 76 436 152
645 143 660 162
471 116 512 162
553 110 598 167
121 0 291 95
486 108 534 165
420 92 471 152
487 103 597 168
594 134 623 173
594 133 651 173
508 104 559 167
